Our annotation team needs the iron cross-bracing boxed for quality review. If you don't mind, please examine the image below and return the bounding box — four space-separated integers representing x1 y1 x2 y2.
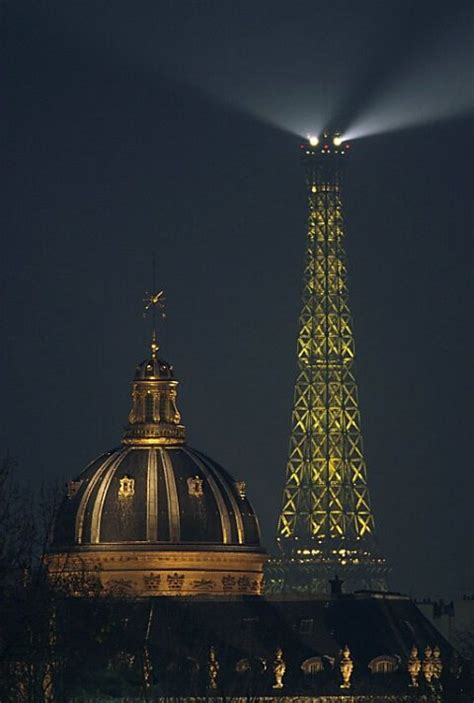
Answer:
268 135 389 594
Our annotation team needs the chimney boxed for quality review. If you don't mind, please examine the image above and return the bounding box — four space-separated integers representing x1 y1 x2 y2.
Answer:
329 575 344 596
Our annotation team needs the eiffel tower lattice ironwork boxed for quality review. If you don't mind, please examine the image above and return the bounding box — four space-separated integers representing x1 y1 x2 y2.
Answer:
267 134 389 594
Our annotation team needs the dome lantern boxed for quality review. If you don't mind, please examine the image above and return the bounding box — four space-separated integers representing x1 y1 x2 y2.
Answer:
122 332 186 446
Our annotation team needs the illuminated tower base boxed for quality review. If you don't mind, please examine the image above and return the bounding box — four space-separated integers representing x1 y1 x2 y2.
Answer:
267 134 389 595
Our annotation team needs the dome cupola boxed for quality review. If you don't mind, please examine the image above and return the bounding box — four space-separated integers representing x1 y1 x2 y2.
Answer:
47 293 267 597
122 332 186 446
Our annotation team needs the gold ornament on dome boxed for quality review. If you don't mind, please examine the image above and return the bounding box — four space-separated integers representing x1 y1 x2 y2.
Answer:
167 572 184 590
222 575 236 592
235 480 246 499
187 475 204 498
67 480 83 499
238 575 252 592
192 578 215 591
143 574 161 590
143 290 166 316
143 289 166 359
118 475 135 499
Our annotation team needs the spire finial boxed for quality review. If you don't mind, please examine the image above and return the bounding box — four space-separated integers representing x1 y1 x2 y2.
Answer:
150 330 159 359
143 256 166 357
143 289 166 356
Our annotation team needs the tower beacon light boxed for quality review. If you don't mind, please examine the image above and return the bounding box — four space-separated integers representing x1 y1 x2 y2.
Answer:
304 132 349 155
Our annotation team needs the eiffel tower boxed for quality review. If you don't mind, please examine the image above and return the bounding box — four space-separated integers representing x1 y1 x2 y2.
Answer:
267 134 389 594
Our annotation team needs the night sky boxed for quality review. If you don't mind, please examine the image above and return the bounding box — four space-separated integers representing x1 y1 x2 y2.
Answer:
2 0 472 598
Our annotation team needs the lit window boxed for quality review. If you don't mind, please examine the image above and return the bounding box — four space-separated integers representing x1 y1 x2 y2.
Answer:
368 655 399 674
301 656 325 674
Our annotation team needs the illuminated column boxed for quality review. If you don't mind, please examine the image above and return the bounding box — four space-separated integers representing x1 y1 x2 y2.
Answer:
268 134 389 594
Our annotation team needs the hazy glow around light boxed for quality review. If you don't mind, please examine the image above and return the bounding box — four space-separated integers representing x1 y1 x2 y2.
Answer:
308 135 319 146
333 136 343 146
40 2 473 144
344 9 473 141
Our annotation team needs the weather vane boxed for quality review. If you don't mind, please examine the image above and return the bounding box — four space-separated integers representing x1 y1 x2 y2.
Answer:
142 255 166 358
143 290 166 317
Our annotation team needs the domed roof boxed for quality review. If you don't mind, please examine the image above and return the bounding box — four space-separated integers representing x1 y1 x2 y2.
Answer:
47 326 267 596
52 445 261 549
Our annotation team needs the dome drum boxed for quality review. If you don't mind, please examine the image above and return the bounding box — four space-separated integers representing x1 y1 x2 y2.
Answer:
47 548 265 597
